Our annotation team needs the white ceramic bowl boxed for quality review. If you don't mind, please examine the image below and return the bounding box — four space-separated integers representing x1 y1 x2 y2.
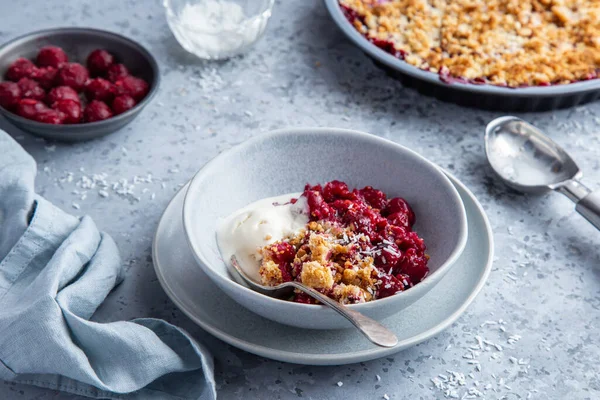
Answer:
182 128 468 330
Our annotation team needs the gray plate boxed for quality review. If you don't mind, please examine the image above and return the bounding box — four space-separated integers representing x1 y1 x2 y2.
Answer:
0 28 159 141
323 0 600 111
152 173 493 365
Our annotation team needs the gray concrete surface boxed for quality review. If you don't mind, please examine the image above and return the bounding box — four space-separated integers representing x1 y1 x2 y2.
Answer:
1 1 599 399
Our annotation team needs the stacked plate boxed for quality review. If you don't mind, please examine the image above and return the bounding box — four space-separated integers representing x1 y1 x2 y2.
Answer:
152 128 494 365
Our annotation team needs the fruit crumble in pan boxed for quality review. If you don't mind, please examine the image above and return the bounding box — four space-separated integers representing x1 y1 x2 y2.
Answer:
339 0 600 87
258 181 429 304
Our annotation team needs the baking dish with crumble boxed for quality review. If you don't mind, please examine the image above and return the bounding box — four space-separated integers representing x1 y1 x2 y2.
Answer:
324 0 600 111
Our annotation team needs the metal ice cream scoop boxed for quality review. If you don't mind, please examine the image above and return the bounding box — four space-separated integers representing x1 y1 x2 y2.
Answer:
485 116 600 230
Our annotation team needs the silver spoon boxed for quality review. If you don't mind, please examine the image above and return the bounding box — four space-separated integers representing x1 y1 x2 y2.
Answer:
485 116 600 230
229 256 398 348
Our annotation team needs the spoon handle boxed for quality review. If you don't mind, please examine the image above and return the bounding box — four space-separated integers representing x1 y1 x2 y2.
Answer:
575 190 600 231
287 281 398 348
557 180 600 231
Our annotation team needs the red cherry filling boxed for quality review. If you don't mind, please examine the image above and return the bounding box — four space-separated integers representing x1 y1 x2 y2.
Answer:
87 49 114 76
293 292 318 304
374 242 402 271
111 95 136 114
301 181 429 294
0 82 22 110
383 197 416 227
85 78 114 102
305 189 334 221
114 76 149 101
36 46 68 68
107 63 129 82
396 248 428 282
56 63 89 91
52 99 82 124
16 98 49 119
270 242 296 264
323 180 350 202
6 58 37 81
376 275 405 299
17 78 45 101
47 86 80 105
83 100 113 122
359 186 388 210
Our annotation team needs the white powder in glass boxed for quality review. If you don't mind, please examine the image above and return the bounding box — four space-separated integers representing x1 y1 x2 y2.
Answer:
170 0 266 58
179 0 246 32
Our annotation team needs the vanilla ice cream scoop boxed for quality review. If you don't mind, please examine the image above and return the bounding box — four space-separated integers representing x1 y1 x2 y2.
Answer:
216 193 307 281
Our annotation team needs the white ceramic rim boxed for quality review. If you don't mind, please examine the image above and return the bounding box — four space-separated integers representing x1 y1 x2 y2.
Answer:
181 127 468 313
153 172 493 364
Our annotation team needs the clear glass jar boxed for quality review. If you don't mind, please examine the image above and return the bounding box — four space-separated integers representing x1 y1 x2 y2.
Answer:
164 0 275 60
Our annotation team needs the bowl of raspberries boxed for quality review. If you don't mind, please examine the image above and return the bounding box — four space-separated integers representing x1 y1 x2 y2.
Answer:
0 28 159 141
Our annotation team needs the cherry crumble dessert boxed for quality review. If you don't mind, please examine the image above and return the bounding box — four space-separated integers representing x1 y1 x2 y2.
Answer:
0 46 149 124
258 181 428 305
340 0 600 87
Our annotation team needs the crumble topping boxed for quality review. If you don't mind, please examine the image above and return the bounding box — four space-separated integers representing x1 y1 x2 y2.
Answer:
259 260 283 286
255 181 428 305
340 0 600 87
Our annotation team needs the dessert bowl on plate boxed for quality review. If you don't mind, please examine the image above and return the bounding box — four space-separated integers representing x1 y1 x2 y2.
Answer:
182 128 468 330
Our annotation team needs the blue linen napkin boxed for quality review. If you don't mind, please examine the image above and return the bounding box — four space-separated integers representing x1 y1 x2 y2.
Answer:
0 130 216 400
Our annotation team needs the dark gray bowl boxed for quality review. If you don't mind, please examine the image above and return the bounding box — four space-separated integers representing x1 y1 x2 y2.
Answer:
0 28 159 142
324 0 600 111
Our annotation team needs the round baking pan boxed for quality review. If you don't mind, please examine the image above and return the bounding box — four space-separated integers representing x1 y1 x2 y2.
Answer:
324 0 600 111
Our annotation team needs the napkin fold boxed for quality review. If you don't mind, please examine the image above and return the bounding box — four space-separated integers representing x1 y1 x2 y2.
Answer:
0 131 216 400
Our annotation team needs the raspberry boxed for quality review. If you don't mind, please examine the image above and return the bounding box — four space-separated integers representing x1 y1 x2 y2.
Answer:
36 46 68 68
56 63 89 91
111 95 136 114
17 78 45 101
83 100 113 122
6 58 37 81
47 86 80 105
84 78 114 102
87 49 114 76
0 82 21 110
16 98 49 119
52 99 81 124
106 63 129 82
114 76 149 101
